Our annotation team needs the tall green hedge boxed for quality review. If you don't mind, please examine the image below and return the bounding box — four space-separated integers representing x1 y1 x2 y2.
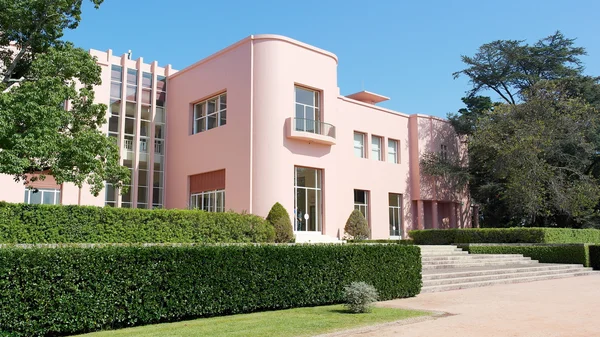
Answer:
0 203 274 244
0 244 422 336
589 245 600 270
409 228 600 245
459 244 590 266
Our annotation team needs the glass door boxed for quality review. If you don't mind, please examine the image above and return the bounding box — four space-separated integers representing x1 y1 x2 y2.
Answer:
294 167 322 232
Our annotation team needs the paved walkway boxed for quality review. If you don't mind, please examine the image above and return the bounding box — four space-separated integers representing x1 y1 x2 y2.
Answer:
345 275 600 337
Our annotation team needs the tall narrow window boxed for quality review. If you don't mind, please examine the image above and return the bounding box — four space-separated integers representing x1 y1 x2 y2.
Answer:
388 139 399 164
440 144 448 161
193 93 227 134
353 189 369 223
389 193 402 237
294 167 323 232
372 136 383 161
294 86 320 133
354 132 365 158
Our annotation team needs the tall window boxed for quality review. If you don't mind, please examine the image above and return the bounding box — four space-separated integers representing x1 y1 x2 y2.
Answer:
353 190 369 222
294 167 322 232
190 190 225 212
193 93 227 134
294 86 320 133
372 136 383 161
389 193 402 237
388 139 399 164
24 188 61 205
440 144 448 161
354 132 366 158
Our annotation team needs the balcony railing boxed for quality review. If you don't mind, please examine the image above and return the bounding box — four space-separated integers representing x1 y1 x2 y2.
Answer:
123 138 164 155
293 118 336 138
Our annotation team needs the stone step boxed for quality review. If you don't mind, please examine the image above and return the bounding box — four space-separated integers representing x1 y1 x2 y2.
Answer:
423 264 587 280
423 267 593 286
421 251 470 257
422 260 538 270
421 271 598 293
422 254 526 261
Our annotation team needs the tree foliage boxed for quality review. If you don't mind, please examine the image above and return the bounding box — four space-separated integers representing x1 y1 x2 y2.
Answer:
345 209 370 240
0 0 129 195
266 202 294 243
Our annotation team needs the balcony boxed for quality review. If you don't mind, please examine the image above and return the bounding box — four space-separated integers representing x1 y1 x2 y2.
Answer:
286 117 336 145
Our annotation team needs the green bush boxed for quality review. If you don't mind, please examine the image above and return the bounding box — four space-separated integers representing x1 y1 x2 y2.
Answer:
266 202 294 243
343 281 378 313
589 245 600 270
460 244 590 266
409 228 600 245
0 203 274 244
345 210 370 240
0 244 422 336
347 239 414 245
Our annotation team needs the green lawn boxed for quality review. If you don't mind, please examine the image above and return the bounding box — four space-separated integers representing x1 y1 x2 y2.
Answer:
78 305 429 337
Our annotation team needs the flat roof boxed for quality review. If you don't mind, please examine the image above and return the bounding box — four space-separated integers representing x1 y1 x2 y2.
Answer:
345 90 390 104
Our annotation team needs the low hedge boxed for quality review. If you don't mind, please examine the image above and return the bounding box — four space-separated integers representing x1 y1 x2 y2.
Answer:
347 239 414 245
459 244 590 266
0 203 274 244
409 228 600 245
0 244 422 336
590 245 600 270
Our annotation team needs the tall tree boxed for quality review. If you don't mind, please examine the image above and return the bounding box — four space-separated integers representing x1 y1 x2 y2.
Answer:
0 0 129 195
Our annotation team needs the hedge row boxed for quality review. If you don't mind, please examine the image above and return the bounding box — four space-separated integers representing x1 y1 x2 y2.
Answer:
0 244 422 336
590 245 600 270
347 239 414 245
459 244 591 266
0 203 274 243
409 228 600 245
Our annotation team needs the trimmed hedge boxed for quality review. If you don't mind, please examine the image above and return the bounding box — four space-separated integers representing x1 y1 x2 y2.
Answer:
409 228 600 245
0 203 275 244
347 239 414 245
0 244 422 336
459 244 590 266
590 245 600 270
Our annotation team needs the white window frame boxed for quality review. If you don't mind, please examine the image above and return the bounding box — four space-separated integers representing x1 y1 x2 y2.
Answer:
354 132 366 158
389 193 403 238
193 93 227 134
190 189 225 212
388 139 399 164
372 135 383 161
24 188 61 205
353 189 369 223
294 166 323 232
294 86 321 133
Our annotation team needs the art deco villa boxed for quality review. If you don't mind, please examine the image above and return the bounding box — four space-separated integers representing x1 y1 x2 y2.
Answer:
0 35 471 242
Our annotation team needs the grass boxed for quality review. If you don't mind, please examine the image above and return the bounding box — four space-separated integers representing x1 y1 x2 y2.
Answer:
77 305 429 337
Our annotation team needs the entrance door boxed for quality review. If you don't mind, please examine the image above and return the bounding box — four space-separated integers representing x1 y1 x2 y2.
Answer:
294 166 322 232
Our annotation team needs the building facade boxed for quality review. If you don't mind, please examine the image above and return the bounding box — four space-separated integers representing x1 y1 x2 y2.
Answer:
0 34 471 241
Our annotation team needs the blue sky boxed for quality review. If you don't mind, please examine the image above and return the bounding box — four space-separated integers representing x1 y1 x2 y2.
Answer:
64 0 600 118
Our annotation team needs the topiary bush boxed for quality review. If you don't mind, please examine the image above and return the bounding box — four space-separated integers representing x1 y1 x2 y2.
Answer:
0 244 422 336
345 209 370 240
343 281 379 313
265 202 294 243
0 203 274 244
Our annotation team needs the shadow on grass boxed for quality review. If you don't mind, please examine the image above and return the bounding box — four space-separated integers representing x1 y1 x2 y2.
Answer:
328 308 368 314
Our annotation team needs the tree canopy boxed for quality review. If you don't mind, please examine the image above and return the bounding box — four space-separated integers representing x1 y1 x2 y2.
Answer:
0 0 129 195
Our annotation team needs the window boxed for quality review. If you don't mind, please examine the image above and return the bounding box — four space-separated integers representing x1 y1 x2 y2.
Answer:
354 132 366 158
372 136 383 161
353 189 369 222
388 139 399 164
294 167 323 232
294 86 320 133
24 188 61 205
193 93 227 134
440 144 448 161
389 193 402 237
190 190 225 212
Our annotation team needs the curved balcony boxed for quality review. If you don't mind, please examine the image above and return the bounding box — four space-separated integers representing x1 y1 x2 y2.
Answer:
286 117 336 145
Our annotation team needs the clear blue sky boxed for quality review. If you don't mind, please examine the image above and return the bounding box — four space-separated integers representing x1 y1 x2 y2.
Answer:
64 0 600 118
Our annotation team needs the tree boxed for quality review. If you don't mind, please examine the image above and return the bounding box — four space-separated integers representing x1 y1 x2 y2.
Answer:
0 0 129 195
453 31 586 105
345 209 369 240
266 202 294 243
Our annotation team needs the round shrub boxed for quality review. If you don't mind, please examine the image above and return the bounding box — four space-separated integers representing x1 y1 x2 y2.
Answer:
345 209 370 240
344 281 379 313
266 202 294 243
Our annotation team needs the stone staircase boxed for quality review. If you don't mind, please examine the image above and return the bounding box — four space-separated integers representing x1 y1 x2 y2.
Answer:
420 245 598 293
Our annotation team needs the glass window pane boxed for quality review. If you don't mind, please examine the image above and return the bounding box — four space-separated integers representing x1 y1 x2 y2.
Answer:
109 116 119 133
141 106 151 121
295 86 315 106
220 94 227 110
140 121 150 137
153 187 163 204
125 118 135 135
127 69 137 85
42 191 55 205
207 114 217 130
157 75 166 91
207 99 217 114
155 107 165 123
141 89 151 105
194 103 205 118
142 72 152 88
56 191 61 205
110 83 122 99
154 140 164 155
111 65 122 82
220 110 226 126
137 186 147 203
23 190 28 203
138 170 148 187
354 190 366 204
29 190 42 204
126 86 137 102
155 124 164 139
105 184 116 202
126 102 136 117
195 118 205 133
110 100 121 116
153 171 163 188
295 104 304 120
156 91 165 106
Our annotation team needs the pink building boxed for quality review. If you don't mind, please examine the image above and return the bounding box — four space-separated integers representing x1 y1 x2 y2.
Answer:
0 34 471 241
